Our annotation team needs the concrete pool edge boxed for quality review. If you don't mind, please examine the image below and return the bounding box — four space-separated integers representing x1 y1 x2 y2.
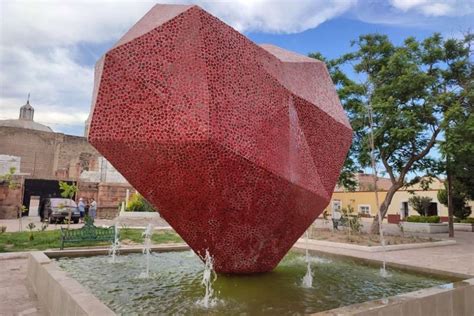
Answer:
27 244 474 315
296 237 457 253
311 278 474 316
27 251 114 316
27 244 190 315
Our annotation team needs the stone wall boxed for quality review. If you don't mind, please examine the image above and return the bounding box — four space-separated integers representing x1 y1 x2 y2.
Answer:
0 180 134 219
0 126 100 180
77 181 99 201
0 127 57 178
96 183 135 219
0 183 22 219
77 182 135 219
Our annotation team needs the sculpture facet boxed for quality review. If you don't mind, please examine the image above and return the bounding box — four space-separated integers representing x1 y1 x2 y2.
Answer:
88 4 352 273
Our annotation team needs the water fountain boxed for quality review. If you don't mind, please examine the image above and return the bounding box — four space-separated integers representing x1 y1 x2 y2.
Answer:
139 223 153 278
197 249 217 308
57 250 454 315
302 230 313 288
109 223 120 263
62 4 456 315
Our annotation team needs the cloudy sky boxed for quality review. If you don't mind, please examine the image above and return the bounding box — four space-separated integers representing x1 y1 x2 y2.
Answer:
1 0 473 136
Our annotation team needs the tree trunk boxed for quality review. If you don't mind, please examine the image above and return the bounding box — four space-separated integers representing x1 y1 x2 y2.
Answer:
370 184 401 234
447 156 454 238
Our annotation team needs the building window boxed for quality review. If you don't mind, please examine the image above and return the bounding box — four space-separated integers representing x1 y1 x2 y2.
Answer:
358 204 371 215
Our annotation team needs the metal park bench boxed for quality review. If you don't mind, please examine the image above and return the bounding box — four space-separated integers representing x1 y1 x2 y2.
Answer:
60 218 116 250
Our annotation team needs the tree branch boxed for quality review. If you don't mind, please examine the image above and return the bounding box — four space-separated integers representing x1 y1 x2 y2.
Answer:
399 126 441 181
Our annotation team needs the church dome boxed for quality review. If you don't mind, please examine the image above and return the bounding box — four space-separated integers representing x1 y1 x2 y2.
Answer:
0 98 53 132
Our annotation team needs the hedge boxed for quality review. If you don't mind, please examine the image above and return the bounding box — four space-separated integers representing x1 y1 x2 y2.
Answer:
406 215 441 223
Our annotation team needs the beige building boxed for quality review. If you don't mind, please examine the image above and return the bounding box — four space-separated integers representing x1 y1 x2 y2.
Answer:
325 177 473 222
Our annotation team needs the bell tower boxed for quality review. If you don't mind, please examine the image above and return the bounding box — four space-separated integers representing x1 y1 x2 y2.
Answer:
19 94 34 121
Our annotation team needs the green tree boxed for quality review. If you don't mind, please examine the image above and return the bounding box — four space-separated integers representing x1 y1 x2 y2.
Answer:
438 188 472 220
408 196 432 216
310 33 472 233
434 32 473 236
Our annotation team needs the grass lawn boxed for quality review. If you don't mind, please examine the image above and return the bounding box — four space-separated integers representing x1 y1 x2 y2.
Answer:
0 228 182 252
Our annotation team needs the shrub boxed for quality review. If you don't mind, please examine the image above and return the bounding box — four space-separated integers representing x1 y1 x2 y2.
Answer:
0 226 6 234
341 206 362 234
126 193 156 212
27 222 36 241
406 215 440 223
437 189 472 220
408 196 432 216
460 218 474 224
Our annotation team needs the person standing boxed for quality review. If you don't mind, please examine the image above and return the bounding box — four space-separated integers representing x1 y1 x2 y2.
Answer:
332 206 342 230
78 198 85 223
89 197 97 219
85 199 90 217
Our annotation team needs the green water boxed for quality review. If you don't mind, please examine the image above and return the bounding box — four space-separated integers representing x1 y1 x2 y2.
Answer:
57 251 453 315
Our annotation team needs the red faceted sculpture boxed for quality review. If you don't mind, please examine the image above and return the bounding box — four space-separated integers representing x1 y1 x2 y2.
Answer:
88 4 352 273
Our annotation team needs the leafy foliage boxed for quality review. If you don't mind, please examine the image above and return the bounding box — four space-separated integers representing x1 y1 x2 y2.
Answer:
408 196 433 216
437 32 474 201
438 188 472 220
406 215 440 223
310 32 473 232
341 205 362 234
0 167 19 190
126 193 156 212
26 222 36 241
58 181 77 199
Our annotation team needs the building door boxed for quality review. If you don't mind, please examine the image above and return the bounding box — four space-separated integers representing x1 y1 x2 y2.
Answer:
22 179 75 217
401 202 409 219
427 202 438 216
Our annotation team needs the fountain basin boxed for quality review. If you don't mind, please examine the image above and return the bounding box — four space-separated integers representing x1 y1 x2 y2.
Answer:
27 246 473 315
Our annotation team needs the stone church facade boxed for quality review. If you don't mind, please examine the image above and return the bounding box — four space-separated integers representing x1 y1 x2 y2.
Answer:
0 100 133 219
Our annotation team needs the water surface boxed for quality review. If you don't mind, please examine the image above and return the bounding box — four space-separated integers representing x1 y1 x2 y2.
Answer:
57 251 454 315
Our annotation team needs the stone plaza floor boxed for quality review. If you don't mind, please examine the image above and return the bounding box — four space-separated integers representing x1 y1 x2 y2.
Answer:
0 253 45 316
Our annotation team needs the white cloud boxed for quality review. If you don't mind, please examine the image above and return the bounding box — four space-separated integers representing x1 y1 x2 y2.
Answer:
1 0 355 48
0 1 154 48
0 45 92 132
390 0 473 17
0 0 357 135
0 0 473 135
197 0 357 33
